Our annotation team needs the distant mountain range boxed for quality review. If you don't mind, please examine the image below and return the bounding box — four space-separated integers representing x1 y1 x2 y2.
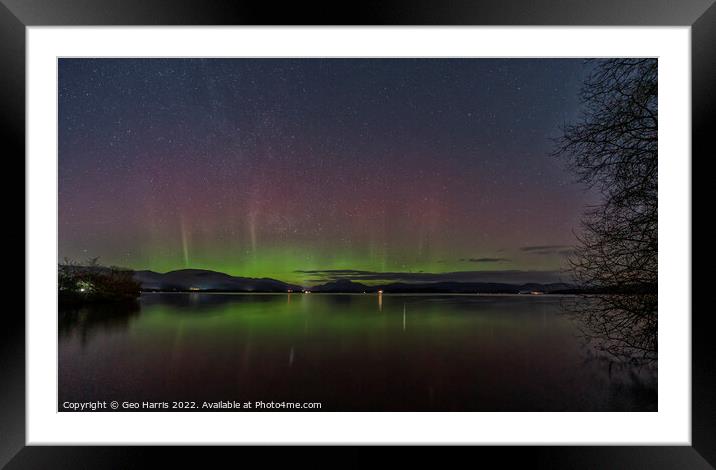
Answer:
134 269 303 293
131 269 574 294
310 278 573 294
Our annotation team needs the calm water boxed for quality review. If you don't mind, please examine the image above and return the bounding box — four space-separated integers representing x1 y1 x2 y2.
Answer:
59 293 657 411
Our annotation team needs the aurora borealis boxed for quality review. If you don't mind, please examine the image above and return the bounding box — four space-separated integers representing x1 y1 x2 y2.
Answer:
59 58 598 285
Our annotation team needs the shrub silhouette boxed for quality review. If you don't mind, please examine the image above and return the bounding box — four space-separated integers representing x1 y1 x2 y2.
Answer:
59 257 141 304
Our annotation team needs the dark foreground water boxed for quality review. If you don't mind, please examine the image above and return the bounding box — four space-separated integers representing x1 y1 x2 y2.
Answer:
58 293 657 411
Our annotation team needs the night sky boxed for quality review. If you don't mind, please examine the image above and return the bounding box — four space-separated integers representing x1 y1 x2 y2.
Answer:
59 58 597 285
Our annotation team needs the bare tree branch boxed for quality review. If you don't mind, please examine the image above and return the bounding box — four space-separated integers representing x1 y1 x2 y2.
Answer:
554 59 657 363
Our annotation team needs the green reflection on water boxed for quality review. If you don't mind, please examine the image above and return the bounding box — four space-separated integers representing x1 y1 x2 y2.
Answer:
59 293 657 411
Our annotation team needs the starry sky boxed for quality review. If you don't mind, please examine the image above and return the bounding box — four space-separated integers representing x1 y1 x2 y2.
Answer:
59 58 599 285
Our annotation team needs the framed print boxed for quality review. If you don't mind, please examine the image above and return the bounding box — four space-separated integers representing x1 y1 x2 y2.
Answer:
4 0 711 466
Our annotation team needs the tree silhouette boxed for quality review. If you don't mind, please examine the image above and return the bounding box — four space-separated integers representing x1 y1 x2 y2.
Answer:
555 59 657 363
59 258 141 305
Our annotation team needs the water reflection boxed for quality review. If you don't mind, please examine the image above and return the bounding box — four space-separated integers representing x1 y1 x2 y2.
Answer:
561 294 657 365
139 292 286 311
59 301 140 347
58 293 657 411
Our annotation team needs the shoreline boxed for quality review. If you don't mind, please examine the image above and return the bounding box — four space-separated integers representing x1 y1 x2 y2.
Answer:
138 291 580 297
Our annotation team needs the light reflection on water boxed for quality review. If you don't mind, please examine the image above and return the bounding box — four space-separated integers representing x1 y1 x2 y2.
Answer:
59 293 657 411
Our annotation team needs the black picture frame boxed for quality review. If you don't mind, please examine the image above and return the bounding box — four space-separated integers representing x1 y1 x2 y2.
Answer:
3 0 710 466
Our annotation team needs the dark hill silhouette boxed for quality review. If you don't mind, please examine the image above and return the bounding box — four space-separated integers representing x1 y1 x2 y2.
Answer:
61 265 578 294
311 279 370 293
133 269 302 293
310 280 574 294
